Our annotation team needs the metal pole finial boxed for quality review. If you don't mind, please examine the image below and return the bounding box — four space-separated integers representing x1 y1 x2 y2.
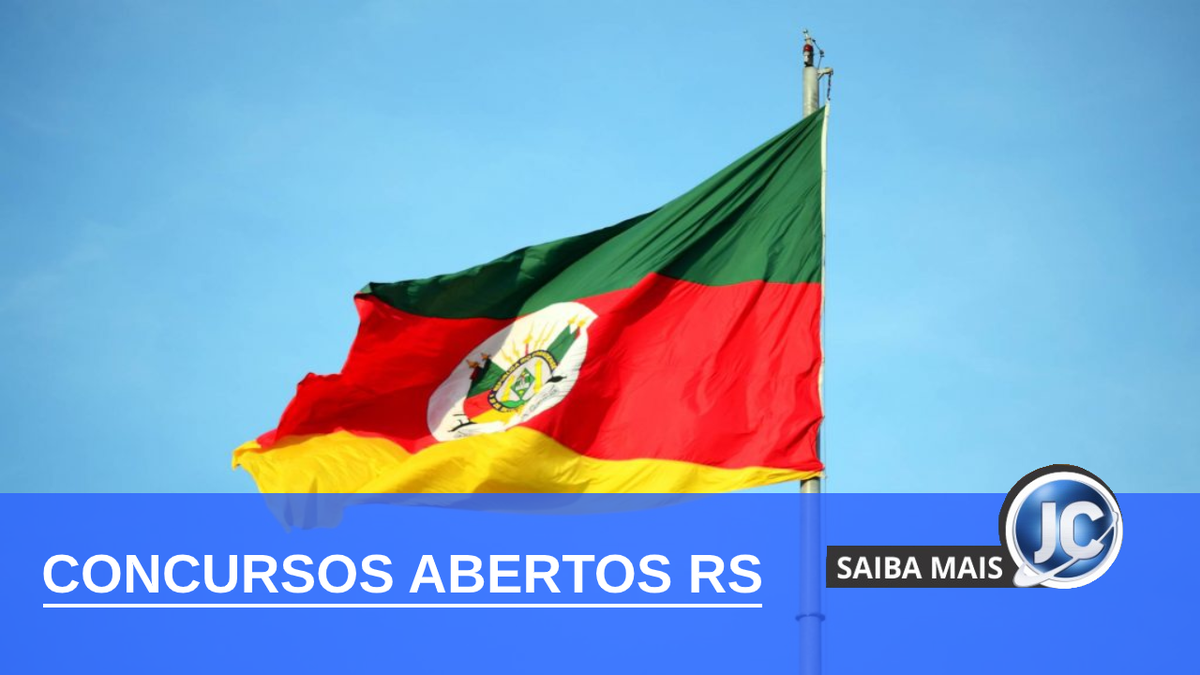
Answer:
802 30 833 117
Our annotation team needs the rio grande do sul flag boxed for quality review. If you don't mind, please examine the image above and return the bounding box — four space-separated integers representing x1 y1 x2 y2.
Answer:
234 107 828 493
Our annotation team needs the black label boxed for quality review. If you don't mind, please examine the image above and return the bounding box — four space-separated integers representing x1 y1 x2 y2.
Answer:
827 546 1024 588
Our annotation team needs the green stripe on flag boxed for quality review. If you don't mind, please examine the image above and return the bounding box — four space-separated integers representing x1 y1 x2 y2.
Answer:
363 107 825 320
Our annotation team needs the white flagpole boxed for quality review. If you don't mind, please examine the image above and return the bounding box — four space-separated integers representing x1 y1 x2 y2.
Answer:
800 31 831 495
799 28 832 675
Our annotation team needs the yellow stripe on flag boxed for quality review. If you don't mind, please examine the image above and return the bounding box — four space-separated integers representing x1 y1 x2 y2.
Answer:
232 428 817 494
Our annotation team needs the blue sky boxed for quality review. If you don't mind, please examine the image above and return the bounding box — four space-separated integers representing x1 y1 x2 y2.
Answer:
1 1 1196 493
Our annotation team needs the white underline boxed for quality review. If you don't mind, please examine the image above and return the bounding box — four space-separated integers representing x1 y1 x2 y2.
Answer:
43 602 762 609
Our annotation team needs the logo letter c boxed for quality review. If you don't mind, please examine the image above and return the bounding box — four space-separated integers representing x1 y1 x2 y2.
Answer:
1060 501 1104 560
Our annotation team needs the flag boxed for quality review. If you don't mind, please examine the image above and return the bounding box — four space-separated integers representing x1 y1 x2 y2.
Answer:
234 107 828 493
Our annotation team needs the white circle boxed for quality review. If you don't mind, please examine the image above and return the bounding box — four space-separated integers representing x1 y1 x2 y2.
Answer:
1005 471 1122 589
427 302 596 441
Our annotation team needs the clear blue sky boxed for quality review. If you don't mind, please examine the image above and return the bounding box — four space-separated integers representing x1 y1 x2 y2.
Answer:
2 1 1196 493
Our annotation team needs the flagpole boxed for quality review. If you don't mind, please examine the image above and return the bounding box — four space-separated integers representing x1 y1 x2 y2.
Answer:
798 28 831 675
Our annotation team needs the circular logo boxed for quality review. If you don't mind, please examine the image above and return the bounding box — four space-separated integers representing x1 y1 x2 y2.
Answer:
427 302 596 441
1000 465 1122 589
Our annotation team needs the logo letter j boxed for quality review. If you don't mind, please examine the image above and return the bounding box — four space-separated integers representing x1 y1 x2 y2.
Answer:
1034 502 1057 564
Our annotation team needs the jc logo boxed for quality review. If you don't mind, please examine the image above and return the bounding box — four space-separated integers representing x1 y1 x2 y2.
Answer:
1003 466 1122 589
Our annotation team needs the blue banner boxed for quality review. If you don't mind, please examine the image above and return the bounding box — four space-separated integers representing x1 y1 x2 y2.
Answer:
3 493 1191 672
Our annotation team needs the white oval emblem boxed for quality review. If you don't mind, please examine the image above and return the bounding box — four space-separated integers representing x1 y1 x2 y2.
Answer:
428 302 596 441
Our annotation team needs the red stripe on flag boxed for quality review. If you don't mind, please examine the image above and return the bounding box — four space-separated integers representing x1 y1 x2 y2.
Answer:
260 273 822 473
